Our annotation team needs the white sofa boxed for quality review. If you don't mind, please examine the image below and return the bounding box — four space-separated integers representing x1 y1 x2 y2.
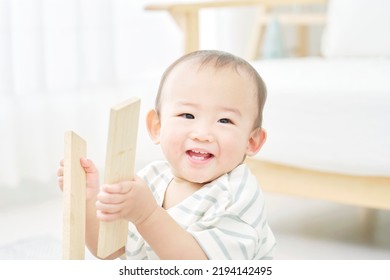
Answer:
145 0 390 210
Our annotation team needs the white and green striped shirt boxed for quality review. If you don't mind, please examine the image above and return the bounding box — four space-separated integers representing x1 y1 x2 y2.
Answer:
125 161 275 260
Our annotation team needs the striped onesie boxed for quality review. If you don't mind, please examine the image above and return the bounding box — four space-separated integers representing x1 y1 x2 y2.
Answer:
125 160 275 259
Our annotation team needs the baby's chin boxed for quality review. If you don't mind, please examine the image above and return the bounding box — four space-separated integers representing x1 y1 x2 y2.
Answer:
177 162 244 184
178 172 224 185
169 161 240 185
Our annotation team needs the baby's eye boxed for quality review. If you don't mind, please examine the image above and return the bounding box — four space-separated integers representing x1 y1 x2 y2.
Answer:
218 118 233 124
180 113 195 119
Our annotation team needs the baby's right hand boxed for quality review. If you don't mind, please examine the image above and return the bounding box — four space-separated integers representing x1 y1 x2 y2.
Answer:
57 157 100 200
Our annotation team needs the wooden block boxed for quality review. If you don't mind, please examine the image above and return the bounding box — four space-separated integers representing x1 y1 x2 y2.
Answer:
63 131 87 260
97 97 141 259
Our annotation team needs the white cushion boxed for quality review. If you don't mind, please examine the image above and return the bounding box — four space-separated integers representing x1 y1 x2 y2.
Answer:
321 0 390 57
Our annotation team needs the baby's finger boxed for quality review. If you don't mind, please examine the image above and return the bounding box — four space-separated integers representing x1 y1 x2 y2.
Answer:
96 210 121 222
58 176 64 190
95 200 122 214
80 157 98 174
97 191 125 204
102 182 132 194
56 166 63 177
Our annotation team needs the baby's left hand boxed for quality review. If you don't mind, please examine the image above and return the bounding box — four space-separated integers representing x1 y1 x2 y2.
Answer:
96 176 158 225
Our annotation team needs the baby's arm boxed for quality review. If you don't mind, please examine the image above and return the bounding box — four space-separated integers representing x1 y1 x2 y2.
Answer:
137 205 209 259
97 179 208 259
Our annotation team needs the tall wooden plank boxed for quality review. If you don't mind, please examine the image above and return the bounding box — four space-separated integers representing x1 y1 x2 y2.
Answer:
97 97 140 259
63 131 87 260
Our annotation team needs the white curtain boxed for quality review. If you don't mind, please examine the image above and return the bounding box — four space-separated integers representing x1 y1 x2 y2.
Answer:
0 0 182 191
0 0 255 197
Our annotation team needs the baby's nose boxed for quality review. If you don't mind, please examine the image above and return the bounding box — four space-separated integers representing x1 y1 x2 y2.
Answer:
189 128 215 142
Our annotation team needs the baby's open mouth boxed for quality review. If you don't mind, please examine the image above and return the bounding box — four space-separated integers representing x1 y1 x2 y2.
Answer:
186 150 214 161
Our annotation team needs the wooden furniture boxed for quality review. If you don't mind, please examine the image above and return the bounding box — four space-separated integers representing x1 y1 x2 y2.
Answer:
245 159 390 210
145 0 390 211
145 0 326 58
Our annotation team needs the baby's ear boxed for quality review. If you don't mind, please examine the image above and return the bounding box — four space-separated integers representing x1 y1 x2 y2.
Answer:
246 128 266 156
146 110 161 144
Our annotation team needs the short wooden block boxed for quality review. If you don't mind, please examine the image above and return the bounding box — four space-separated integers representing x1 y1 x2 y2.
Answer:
63 131 87 260
97 97 141 259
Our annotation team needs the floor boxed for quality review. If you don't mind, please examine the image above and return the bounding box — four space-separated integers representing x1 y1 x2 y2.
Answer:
265 194 390 259
0 190 389 260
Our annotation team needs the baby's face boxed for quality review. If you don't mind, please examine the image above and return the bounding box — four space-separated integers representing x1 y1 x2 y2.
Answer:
157 61 260 184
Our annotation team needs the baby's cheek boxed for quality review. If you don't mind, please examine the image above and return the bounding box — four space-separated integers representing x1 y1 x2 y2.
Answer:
160 130 182 156
221 134 247 158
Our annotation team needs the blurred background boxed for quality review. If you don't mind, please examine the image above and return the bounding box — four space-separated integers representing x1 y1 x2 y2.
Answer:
0 0 389 259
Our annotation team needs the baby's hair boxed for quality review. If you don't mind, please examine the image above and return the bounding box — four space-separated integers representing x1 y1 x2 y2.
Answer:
155 50 267 128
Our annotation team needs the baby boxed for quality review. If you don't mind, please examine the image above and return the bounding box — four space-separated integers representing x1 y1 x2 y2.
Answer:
57 50 275 260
